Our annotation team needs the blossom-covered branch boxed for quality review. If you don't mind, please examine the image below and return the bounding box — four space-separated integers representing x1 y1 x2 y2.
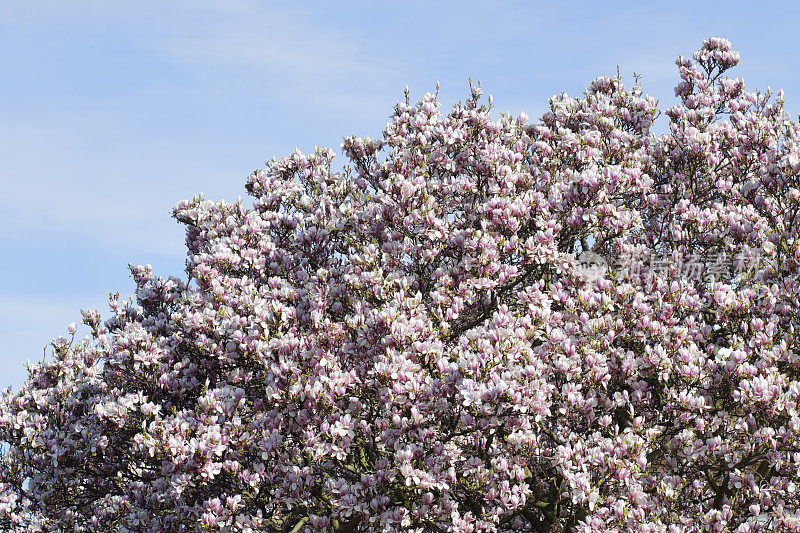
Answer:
2 37 800 532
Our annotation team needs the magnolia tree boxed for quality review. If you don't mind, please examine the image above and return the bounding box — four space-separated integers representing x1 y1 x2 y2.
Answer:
2 37 800 532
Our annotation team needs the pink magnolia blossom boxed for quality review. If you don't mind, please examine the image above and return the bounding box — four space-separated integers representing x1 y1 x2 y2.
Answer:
2 37 800 531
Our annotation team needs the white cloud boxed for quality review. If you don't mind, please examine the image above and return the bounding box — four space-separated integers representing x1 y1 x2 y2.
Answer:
0 1 401 254
167 18 362 78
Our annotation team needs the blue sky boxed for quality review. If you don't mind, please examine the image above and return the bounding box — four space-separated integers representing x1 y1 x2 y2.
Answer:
2 0 799 390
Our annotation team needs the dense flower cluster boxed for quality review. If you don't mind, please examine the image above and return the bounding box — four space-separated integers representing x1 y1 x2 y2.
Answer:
2 37 800 532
